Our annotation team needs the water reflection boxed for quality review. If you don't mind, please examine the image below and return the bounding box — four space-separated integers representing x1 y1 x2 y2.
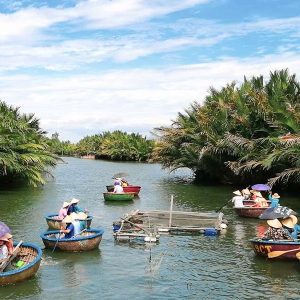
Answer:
1 158 300 299
103 200 134 207
1 272 42 300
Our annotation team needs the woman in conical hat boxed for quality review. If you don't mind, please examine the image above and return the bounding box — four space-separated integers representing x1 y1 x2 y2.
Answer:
68 198 87 214
60 215 76 239
263 218 292 241
282 215 300 239
57 201 70 220
268 191 281 208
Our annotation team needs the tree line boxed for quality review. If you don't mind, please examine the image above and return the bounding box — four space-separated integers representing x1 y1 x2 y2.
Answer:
47 130 154 162
1 69 299 188
152 69 300 189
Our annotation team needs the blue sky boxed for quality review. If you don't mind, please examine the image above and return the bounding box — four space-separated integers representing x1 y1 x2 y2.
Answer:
1 0 300 141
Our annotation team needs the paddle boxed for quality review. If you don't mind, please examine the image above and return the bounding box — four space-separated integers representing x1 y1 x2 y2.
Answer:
215 198 232 213
0 240 23 272
72 228 87 238
52 233 61 253
267 247 300 258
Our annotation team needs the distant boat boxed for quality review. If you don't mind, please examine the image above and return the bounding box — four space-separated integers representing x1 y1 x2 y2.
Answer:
40 229 104 251
0 242 42 286
45 213 93 230
103 192 135 201
106 185 141 196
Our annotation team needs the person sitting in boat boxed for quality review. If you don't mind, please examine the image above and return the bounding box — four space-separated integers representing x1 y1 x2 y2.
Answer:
113 181 124 193
268 191 280 208
241 188 251 200
252 191 268 207
114 177 122 186
121 179 129 187
0 236 9 261
68 198 86 214
70 213 83 236
56 201 70 220
71 212 88 231
281 215 300 240
2 233 13 255
232 190 244 208
263 219 292 240
60 215 76 239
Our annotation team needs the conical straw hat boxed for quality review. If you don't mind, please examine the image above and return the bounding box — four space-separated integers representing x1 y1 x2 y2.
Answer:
267 219 282 229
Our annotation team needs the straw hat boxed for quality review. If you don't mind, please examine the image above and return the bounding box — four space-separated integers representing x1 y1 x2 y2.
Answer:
267 219 282 229
233 190 242 196
281 217 295 229
62 201 70 208
62 215 73 223
3 233 12 239
76 212 87 220
0 235 9 242
242 188 250 195
282 215 298 229
290 215 298 224
70 212 79 220
70 198 80 204
272 193 280 199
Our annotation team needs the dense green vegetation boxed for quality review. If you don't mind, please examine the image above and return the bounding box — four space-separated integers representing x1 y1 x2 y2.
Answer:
0 101 59 187
48 131 154 162
3 68 299 189
152 69 300 189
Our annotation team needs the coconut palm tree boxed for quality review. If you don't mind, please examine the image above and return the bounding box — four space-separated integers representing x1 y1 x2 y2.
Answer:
0 101 59 187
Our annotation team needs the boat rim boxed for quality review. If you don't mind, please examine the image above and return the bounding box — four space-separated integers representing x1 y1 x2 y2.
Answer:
249 238 300 245
45 213 93 221
40 228 104 242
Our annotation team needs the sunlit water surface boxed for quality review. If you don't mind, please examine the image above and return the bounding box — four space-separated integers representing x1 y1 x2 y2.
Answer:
0 157 300 299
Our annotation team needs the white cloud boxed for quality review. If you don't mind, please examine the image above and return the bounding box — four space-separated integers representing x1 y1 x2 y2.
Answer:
1 52 300 142
0 0 210 42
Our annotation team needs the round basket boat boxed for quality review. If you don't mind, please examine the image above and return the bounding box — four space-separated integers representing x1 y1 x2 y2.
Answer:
103 192 135 201
106 185 114 192
0 242 42 286
123 186 141 196
45 213 93 230
40 229 104 252
234 207 269 218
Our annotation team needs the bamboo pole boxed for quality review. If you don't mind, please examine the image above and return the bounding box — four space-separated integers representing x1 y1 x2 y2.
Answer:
169 195 174 227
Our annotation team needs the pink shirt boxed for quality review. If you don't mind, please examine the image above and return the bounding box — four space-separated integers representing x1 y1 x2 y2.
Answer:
58 207 68 219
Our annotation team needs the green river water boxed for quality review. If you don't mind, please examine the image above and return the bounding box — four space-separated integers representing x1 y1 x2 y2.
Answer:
0 157 300 300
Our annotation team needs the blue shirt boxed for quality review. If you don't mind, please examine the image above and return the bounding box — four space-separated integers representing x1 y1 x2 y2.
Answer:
68 204 84 214
64 223 75 239
291 224 300 239
268 195 279 208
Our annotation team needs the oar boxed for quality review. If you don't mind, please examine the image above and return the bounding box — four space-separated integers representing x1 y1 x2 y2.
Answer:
0 240 23 272
72 228 87 238
267 247 300 258
215 199 232 213
52 233 61 253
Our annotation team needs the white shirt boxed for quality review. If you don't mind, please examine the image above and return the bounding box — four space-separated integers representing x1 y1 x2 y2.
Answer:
232 196 245 208
73 220 81 236
0 245 8 259
113 185 124 193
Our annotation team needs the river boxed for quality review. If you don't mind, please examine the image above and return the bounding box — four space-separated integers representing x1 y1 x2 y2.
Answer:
1 157 300 299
